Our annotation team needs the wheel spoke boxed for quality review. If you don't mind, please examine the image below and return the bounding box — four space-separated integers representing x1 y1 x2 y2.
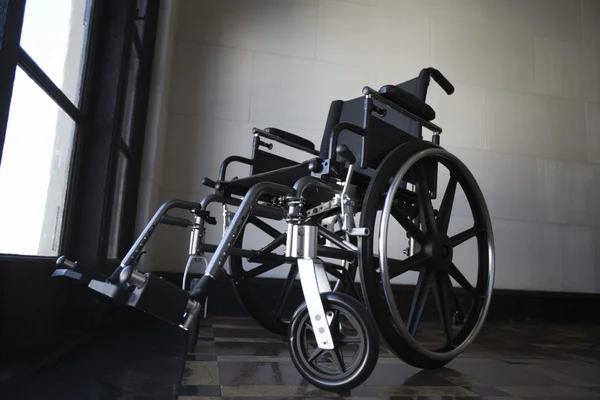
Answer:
447 278 465 319
448 263 477 296
308 348 324 363
450 227 477 247
272 264 299 319
388 251 429 279
437 176 457 234
433 273 454 346
331 348 346 373
257 233 287 254
340 336 361 344
249 216 281 239
416 162 437 234
244 261 285 280
392 205 426 244
407 268 436 336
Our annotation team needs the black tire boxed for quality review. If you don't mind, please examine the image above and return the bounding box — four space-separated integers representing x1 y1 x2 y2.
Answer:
288 292 379 391
359 141 494 369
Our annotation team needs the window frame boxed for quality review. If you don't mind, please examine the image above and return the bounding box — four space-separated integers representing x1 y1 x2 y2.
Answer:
0 0 159 272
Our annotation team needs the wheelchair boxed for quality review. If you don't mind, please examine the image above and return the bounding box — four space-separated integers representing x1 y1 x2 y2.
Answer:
52 67 495 391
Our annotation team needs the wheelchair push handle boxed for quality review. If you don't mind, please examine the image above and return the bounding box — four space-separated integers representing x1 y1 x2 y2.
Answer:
429 68 454 95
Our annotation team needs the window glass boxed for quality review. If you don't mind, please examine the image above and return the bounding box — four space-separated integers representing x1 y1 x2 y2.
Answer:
19 0 92 105
0 68 76 256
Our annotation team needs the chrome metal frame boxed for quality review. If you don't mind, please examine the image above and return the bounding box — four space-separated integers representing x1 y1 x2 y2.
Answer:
57 77 464 350
98 172 365 331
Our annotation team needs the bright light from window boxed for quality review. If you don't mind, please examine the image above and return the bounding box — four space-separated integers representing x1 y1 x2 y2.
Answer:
0 0 88 256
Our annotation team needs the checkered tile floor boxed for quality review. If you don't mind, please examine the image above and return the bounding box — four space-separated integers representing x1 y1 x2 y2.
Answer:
179 317 600 399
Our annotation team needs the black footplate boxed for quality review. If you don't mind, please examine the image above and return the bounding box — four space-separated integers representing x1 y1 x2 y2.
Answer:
52 256 197 329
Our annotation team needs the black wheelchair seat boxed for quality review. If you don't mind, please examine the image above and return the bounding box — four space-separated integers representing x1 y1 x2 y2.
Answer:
216 159 334 205
217 161 309 195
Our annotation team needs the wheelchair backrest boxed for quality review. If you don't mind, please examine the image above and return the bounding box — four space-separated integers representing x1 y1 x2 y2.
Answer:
319 68 434 177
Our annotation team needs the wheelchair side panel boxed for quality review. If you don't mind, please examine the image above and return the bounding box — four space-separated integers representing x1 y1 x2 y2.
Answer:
251 149 299 175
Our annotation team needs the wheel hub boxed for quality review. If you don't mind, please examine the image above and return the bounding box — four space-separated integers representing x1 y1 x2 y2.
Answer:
424 233 453 271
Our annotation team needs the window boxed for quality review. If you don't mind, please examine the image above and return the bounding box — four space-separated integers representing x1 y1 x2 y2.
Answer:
19 0 90 104
0 68 76 255
0 0 159 267
0 0 160 364
0 0 91 256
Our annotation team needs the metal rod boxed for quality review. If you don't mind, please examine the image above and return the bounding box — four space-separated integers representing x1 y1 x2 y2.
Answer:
201 193 284 221
289 224 301 258
128 270 147 288
317 225 357 252
200 193 239 209
218 155 253 181
249 216 282 238
198 243 284 263
109 199 201 283
293 176 342 198
118 265 147 287
257 233 287 255
189 214 204 256
316 246 355 262
407 183 416 257
200 241 353 263
181 300 201 331
285 223 294 258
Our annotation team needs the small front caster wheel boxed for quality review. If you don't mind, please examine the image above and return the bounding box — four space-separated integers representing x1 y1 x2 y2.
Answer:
288 292 379 392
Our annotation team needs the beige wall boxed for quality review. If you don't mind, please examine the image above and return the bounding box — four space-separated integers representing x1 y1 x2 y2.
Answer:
139 0 600 294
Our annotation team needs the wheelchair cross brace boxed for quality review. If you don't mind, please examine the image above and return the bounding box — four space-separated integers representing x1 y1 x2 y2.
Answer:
54 178 361 350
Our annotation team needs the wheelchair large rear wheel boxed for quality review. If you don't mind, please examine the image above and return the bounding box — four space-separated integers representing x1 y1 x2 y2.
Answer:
230 215 358 336
359 141 494 369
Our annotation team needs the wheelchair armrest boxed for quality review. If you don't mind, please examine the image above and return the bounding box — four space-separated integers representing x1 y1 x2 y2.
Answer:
218 156 253 181
378 85 436 122
264 128 316 151
254 127 319 156
202 177 216 189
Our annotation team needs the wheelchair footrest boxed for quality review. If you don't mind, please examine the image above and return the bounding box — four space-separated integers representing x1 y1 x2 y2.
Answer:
52 257 197 329
88 279 132 303
52 268 85 282
125 274 191 326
